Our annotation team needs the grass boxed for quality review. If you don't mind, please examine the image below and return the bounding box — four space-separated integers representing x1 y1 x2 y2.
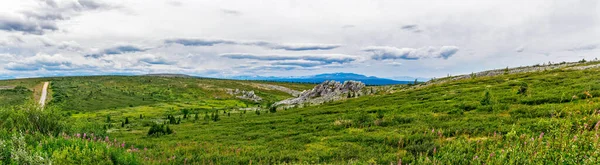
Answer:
2 64 600 164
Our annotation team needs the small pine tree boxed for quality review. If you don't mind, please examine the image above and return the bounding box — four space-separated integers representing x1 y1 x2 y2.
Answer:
227 112 230 117
212 111 220 122
182 109 190 119
255 110 261 115
517 82 528 95
414 79 418 85
177 117 181 124
165 125 173 134
139 114 143 119
194 113 199 121
481 90 491 105
125 117 130 124
106 115 111 123
270 106 277 113
203 112 210 122
121 121 125 127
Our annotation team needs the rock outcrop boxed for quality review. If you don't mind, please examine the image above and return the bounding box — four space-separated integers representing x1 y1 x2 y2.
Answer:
274 80 367 107
227 89 262 102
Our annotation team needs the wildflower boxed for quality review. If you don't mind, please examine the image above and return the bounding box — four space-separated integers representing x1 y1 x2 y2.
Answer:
539 132 544 139
83 133 87 139
433 147 437 154
595 121 600 131
473 155 478 160
490 153 495 157
432 128 435 133
105 136 109 142
121 142 125 148
574 135 578 141
76 133 81 138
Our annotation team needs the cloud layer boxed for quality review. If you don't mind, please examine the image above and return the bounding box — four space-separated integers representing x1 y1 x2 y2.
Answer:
165 38 341 51
85 45 148 58
1 0 599 79
363 46 459 60
220 53 359 65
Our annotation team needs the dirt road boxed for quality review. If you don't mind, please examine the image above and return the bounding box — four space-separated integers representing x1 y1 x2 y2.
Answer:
39 82 49 107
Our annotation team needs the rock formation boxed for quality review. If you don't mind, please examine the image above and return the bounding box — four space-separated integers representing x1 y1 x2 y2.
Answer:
274 80 367 107
227 89 262 102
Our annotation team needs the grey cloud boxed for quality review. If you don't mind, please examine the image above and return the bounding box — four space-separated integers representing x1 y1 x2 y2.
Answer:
85 45 148 58
165 38 341 51
164 39 234 46
220 53 358 64
4 54 92 71
0 0 115 35
364 46 459 60
567 44 597 52
272 61 325 67
400 24 423 33
401 25 417 30
138 56 176 65
0 16 58 35
515 46 525 53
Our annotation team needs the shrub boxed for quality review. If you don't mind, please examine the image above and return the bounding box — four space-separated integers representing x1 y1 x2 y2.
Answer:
404 134 436 156
148 123 173 136
391 116 414 124
480 90 491 106
517 82 528 95
355 112 372 127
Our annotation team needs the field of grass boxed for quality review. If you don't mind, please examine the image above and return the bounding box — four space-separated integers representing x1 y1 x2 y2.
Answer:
2 65 600 164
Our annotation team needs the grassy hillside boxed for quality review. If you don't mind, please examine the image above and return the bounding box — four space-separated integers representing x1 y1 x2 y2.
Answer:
2 64 600 164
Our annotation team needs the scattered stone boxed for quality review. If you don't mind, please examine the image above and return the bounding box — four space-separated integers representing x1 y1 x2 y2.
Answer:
226 89 262 102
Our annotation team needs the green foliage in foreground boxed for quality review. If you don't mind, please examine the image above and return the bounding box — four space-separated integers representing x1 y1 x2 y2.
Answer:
5 66 600 164
0 104 139 164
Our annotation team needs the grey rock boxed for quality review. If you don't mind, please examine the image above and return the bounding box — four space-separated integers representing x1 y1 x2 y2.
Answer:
274 80 366 107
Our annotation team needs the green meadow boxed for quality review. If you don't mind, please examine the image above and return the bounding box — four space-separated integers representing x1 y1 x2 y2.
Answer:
2 64 600 164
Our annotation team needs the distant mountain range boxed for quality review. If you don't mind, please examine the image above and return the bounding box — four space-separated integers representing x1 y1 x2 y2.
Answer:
228 73 417 85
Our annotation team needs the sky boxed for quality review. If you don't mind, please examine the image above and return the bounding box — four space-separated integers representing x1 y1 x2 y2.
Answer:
0 0 599 80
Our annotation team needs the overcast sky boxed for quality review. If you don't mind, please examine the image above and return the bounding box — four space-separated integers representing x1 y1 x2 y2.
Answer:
1 0 599 80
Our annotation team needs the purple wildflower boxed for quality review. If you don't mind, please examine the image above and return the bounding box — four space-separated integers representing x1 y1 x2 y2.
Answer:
539 132 544 139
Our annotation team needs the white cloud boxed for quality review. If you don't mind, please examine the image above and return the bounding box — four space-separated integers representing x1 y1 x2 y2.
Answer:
0 0 599 79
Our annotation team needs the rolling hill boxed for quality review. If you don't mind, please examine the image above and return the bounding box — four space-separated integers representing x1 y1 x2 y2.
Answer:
1 61 600 164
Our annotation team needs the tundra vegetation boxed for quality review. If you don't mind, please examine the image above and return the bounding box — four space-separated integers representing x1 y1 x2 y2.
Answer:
1 62 600 164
